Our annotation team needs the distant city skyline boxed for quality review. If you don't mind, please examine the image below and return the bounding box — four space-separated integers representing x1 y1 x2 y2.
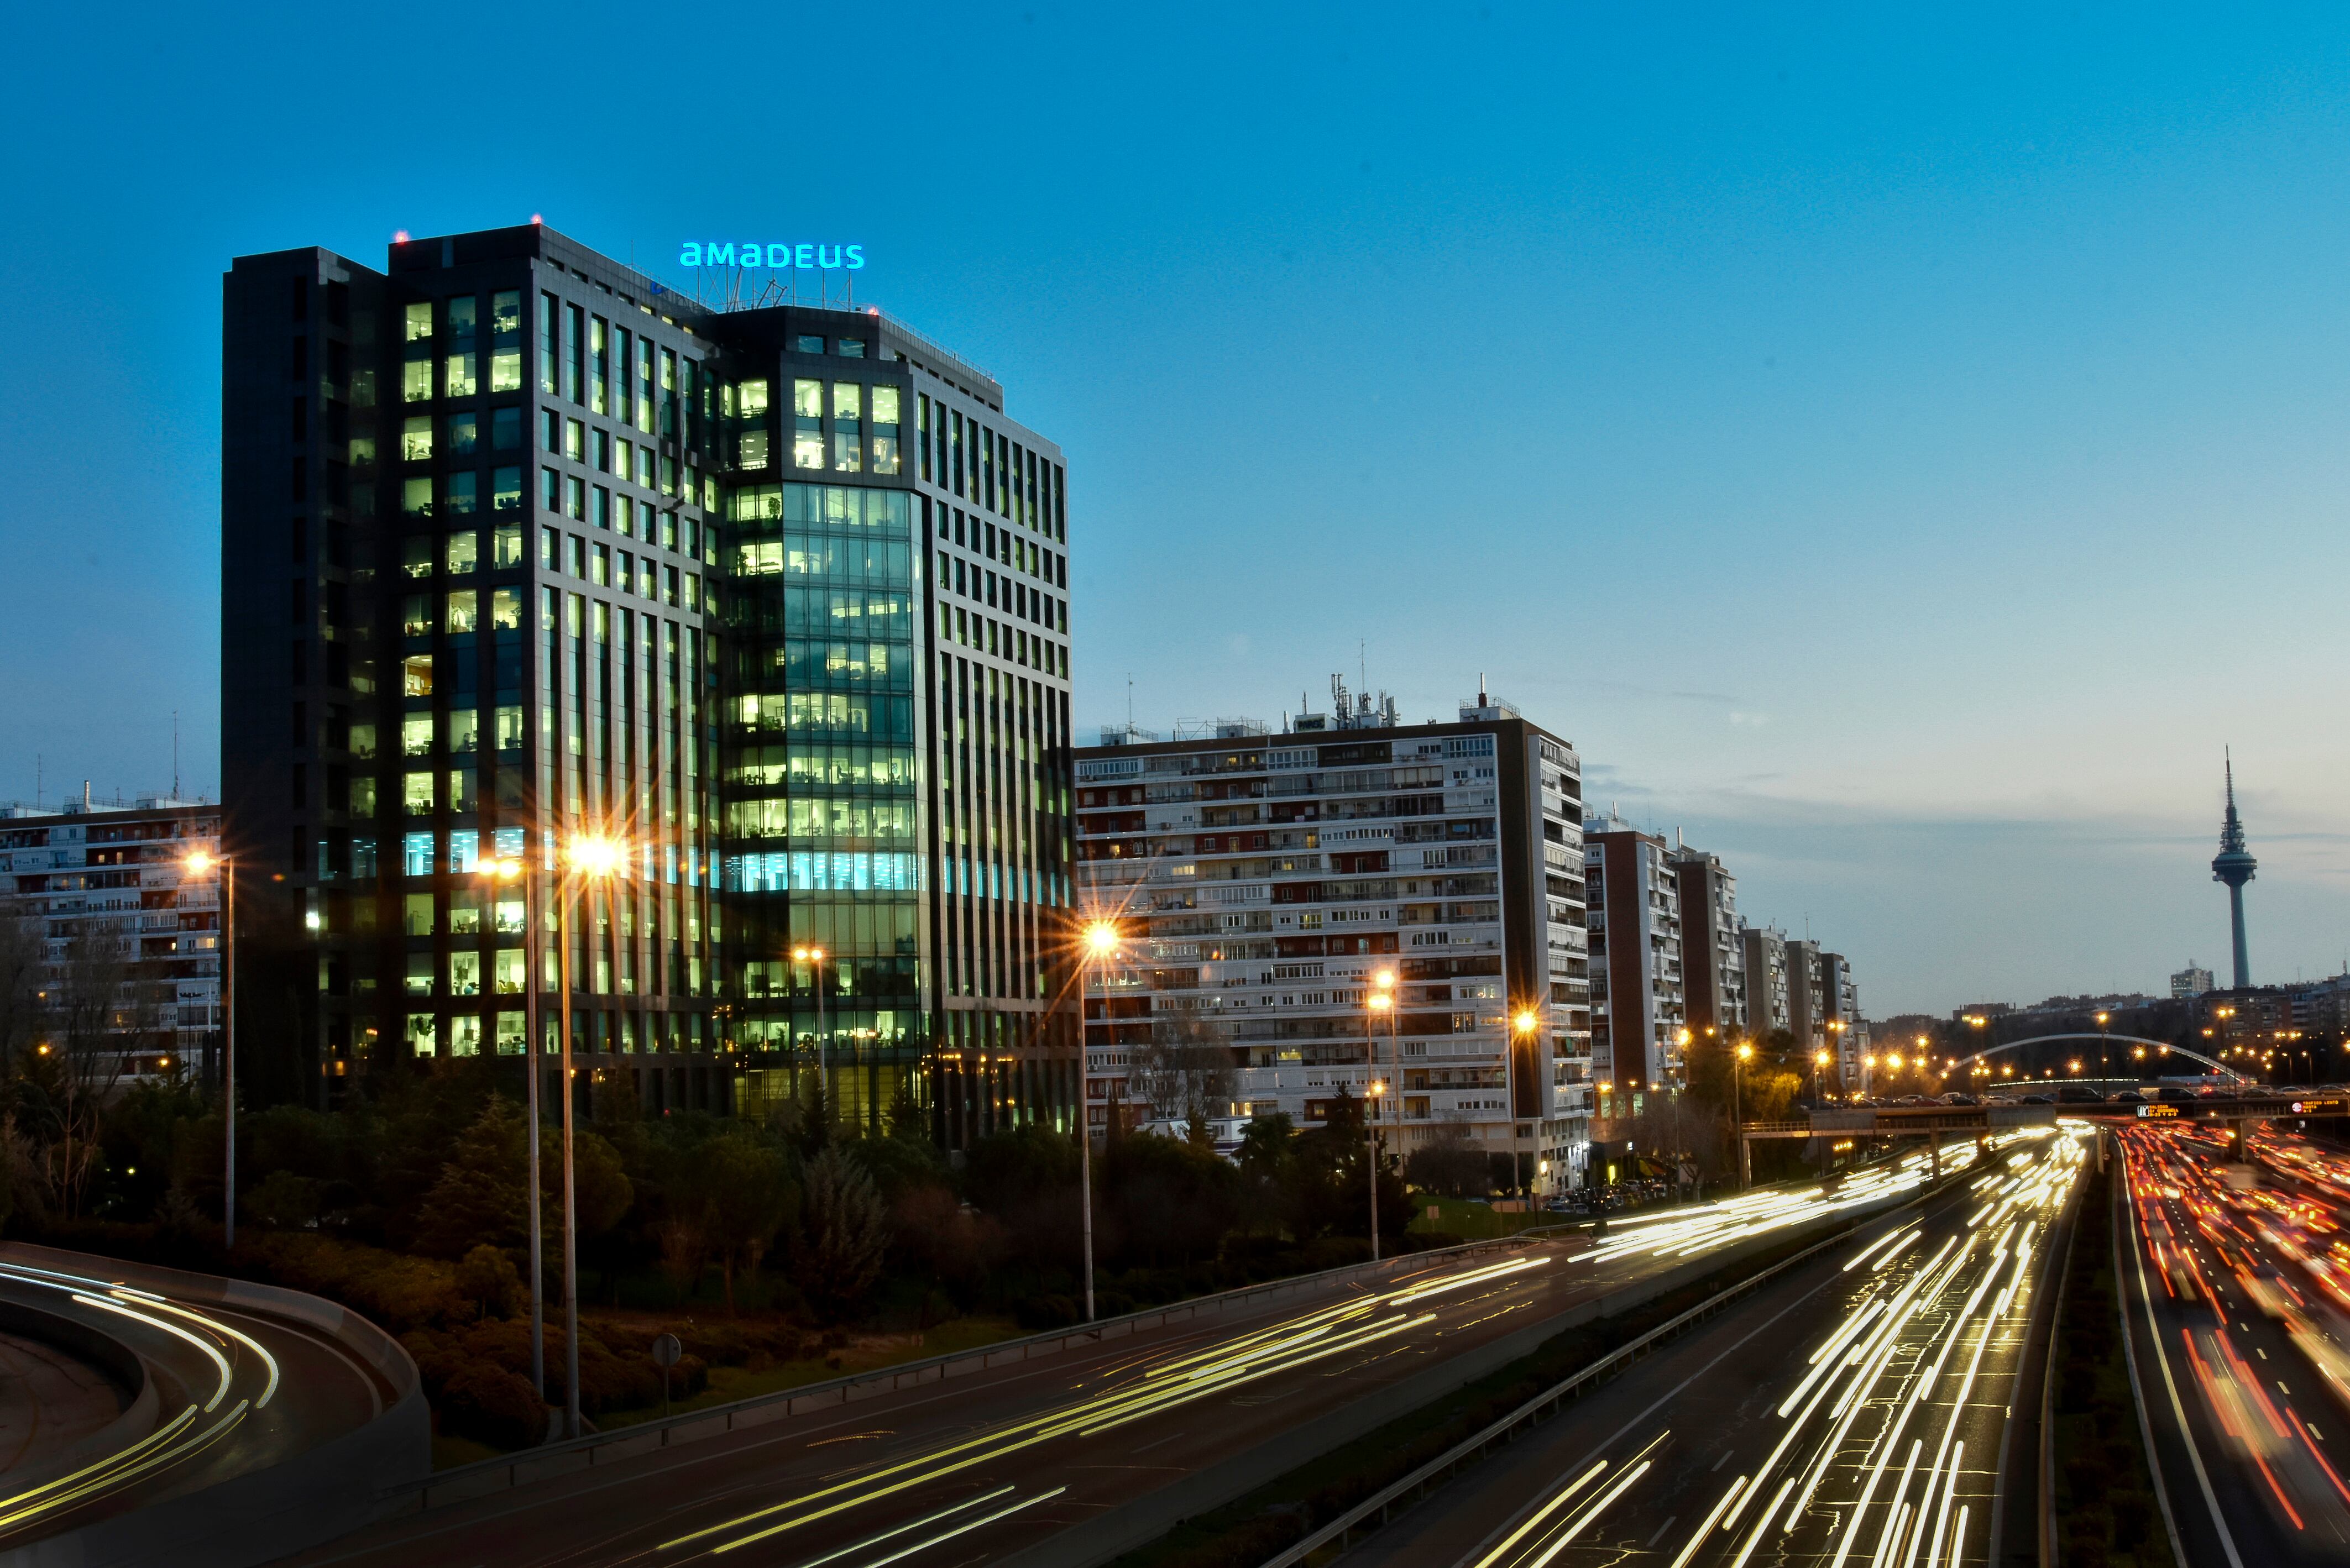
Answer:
7 4 2350 1017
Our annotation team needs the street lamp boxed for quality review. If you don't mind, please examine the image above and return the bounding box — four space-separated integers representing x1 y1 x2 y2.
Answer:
184 848 233 1245
1366 975 1396 1260
792 945 829 1120
1512 1008 1541 1200
1077 919 1122 1321
1733 1043 1755 1186
481 855 544 1400
556 833 626 1439
1813 1048 1830 1103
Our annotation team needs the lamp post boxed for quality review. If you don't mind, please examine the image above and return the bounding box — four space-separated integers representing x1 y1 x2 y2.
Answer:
1512 1008 1541 1201
1813 1049 1830 1103
1734 1042 1754 1188
557 833 625 1440
483 856 544 1400
793 945 829 1123
184 848 233 1245
1366 978 1395 1259
1079 920 1121 1322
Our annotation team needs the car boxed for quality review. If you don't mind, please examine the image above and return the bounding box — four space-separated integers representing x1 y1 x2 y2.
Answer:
1938 1093 1980 1106
2055 1085 2102 1104
2107 1090 2146 1104
2021 1094 2054 1105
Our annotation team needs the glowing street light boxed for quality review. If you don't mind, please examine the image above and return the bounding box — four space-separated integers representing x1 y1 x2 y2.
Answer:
1365 984 1398 1260
184 847 235 1246
791 945 831 1096
1075 918 1124 1320
552 833 629 1439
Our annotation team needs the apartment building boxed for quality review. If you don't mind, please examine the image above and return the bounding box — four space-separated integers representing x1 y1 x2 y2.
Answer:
1583 814 1685 1095
0 798 224 1081
1073 688 1595 1191
1740 922 1791 1040
1668 844 1745 1039
223 224 1074 1134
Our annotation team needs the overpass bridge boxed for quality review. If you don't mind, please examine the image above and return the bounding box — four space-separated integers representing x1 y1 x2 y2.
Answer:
1735 1090 2349 1181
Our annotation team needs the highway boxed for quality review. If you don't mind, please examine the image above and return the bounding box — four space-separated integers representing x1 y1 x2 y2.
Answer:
1338 1126 2085 1568
0 1248 394 1549
2117 1123 2350 1565
287 1151 1961 1568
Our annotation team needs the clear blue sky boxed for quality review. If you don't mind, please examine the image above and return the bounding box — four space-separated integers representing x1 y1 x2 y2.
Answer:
6 2 2347 1015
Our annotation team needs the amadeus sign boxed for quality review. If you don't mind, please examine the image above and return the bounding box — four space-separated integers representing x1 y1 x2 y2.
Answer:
679 242 865 270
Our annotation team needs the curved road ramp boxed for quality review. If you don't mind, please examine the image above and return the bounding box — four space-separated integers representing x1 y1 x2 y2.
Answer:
0 1241 425 1567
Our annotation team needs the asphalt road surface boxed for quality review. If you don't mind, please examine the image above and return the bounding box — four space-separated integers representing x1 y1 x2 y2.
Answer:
1339 1126 2086 1568
2117 1123 2350 1566
287 1152 1959 1568
0 1249 394 1548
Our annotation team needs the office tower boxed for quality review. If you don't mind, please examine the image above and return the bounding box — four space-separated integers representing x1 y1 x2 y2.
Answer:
2170 963 2213 999
222 224 1073 1134
1072 686 1594 1191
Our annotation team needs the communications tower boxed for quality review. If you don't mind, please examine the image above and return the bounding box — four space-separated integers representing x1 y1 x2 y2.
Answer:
2211 754 2257 990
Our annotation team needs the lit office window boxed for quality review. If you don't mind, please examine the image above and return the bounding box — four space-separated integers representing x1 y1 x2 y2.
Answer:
402 417 433 461
404 302 433 342
832 382 862 472
793 380 823 469
446 532 478 575
871 386 901 474
445 591 478 634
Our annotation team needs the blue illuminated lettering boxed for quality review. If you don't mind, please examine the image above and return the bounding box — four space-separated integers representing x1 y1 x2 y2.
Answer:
677 240 871 270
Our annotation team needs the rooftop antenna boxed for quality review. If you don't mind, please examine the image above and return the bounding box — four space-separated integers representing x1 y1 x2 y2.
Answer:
1479 672 1488 707
1126 673 1134 730
33 754 39 810
172 710 180 800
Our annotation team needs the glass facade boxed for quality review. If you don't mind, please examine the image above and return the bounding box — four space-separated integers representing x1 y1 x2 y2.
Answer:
723 481 924 1128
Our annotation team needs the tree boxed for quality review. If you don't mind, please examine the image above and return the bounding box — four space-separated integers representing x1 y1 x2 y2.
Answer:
456 1243 524 1320
412 1098 528 1257
1102 1131 1243 1267
0 913 44 1075
1405 1127 1494 1198
794 1146 888 1321
29 926 156 1217
681 1132 795 1314
1130 1015 1237 1140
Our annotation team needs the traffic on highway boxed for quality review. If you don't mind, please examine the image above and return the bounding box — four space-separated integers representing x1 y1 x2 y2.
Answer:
286 1150 1960 1568
1342 1126 2086 1568
0 1250 389 1549
2119 1120 2350 1563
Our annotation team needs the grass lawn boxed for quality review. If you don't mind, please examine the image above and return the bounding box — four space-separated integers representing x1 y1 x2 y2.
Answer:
433 1433 506 1470
1404 1195 1567 1240
592 1315 1027 1432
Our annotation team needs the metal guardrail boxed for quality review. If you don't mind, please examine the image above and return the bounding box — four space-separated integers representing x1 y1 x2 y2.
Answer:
388 1223 1584 1514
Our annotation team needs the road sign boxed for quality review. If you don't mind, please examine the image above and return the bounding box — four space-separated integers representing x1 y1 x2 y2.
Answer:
652 1333 682 1367
2136 1104 2179 1118
2289 1098 2344 1115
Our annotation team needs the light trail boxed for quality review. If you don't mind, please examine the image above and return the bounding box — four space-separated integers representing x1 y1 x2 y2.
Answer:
1580 1128 2084 1568
662 1249 1574 1557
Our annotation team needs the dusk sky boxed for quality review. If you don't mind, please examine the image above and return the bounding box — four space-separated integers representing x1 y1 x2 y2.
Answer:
6 3 2347 1016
